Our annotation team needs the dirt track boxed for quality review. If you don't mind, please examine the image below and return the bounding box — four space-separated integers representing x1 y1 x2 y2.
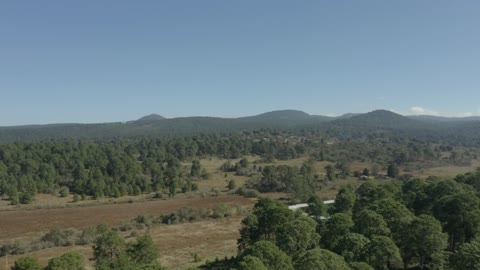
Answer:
0 195 254 241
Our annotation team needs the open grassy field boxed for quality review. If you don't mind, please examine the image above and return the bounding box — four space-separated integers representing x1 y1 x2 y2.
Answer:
193 157 250 193
0 245 94 270
0 195 254 242
0 216 245 270
151 216 244 269
408 159 480 178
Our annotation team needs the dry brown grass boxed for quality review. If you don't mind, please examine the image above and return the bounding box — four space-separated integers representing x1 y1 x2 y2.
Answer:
0 216 246 270
152 216 244 269
196 157 250 193
0 246 94 270
0 195 254 242
408 160 480 178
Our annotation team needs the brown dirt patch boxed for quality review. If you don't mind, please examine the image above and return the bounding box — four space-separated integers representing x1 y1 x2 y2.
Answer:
0 195 254 242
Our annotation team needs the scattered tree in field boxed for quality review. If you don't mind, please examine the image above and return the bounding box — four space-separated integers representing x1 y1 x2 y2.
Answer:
127 234 158 265
93 226 131 270
11 257 42 270
325 165 336 181
190 159 201 177
228 179 236 190
335 161 351 179
387 164 399 178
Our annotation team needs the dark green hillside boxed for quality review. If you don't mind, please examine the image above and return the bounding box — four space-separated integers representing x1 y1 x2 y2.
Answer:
136 114 166 122
332 110 429 130
1 109 480 145
409 115 480 123
238 110 312 122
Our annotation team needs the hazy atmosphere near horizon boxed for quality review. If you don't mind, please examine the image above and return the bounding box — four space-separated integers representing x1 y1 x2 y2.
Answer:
1 1 479 125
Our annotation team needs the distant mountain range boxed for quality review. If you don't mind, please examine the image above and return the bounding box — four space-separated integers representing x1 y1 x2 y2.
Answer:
0 110 479 143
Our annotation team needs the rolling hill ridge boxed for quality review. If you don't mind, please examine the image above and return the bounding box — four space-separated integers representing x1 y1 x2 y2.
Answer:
0 110 479 143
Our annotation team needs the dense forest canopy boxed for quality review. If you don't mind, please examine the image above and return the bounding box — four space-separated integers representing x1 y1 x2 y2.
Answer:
1 109 480 205
207 170 480 270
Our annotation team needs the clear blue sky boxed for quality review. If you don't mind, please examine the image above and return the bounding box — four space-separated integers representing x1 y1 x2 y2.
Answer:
1 1 479 125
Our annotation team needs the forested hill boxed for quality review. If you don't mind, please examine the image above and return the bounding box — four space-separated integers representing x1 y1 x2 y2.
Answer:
0 110 479 143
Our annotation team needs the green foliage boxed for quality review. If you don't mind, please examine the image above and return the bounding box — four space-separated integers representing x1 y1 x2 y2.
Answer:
45 252 85 270
324 165 336 181
238 198 294 251
234 170 480 270
19 191 34 204
307 195 324 219
295 248 350 270
237 255 268 270
134 264 166 270
276 215 320 259
11 257 42 270
387 163 399 178
321 213 354 249
367 236 402 270
332 233 370 263
433 191 480 251
227 179 236 190
41 229 76 247
59 186 69 197
242 241 294 270
353 210 390 238
335 161 351 179
450 237 480 270
92 226 164 270
398 215 448 269
190 159 201 177
349 262 374 270
329 186 355 214
127 234 158 265
93 226 131 270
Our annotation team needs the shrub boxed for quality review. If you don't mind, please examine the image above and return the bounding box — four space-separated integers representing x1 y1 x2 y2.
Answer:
212 203 233 219
59 186 69 197
236 186 260 198
41 229 77 247
19 192 34 204
45 252 85 270
12 256 42 270
228 179 237 190
77 227 96 245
